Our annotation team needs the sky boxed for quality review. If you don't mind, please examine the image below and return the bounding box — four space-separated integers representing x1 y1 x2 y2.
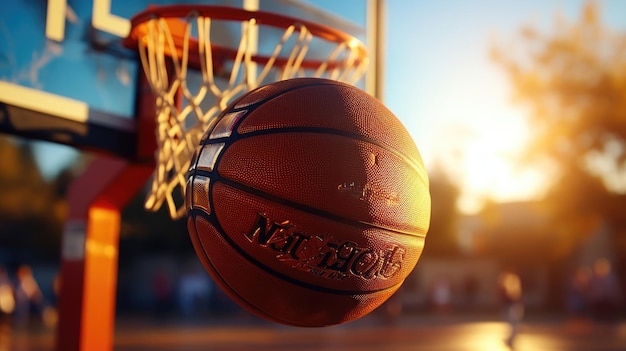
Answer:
383 0 626 213
18 0 626 214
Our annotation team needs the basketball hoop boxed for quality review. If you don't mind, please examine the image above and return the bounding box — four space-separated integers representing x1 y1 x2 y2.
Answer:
124 5 369 219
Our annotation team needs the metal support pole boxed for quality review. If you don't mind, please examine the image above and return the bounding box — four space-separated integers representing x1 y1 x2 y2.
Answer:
55 155 152 351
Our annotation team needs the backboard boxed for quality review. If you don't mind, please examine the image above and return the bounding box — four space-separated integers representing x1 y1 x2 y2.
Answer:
0 0 383 159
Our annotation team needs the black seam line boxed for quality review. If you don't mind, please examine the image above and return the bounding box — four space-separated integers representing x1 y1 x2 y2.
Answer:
194 171 427 239
229 80 342 113
195 83 318 148
191 218 306 326
190 208 404 296
223 79 429 182
230 126 429 184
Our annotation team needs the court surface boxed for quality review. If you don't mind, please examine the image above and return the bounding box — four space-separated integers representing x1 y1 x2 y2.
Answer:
6 315 626 351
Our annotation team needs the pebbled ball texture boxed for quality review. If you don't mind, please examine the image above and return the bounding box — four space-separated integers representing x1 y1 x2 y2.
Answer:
186 78 430 327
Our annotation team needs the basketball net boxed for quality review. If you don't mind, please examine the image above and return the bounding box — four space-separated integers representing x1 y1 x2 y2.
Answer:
126 6 369 219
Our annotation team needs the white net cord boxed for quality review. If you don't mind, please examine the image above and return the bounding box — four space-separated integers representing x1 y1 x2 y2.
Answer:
136 14 368 219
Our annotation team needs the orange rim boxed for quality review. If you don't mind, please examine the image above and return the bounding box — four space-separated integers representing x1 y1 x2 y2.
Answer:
124 5 368 70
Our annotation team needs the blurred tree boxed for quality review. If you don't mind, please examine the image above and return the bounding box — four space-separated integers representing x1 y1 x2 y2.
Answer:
492 1 626 255
0 136 68 256
423 165 460 256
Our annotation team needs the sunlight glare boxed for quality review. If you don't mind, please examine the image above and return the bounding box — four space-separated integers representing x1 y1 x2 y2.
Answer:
429 103 551 215
398 47 553 215
456 127 551 214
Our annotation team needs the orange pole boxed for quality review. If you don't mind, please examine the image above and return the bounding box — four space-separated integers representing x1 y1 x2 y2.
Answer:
56 156 152 351
80 203 120 351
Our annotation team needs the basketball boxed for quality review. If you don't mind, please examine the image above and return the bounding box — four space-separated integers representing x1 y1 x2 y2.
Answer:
186 77 430 327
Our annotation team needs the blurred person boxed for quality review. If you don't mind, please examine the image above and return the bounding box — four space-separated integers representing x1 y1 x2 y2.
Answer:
566 266 591 321
0 266 15 324
498 270 523 348
382 287 404 323
40 273 61 329
13 265 44 327
178 266 212 318
588 258 622 323
0 266 14 351
429 275 453 314
462 274 478 311
152 267 173 317
52 272 61 304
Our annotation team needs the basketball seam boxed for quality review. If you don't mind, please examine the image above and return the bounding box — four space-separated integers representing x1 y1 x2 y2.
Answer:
190 216 313 326
193 168 426 238
189 208 404 296
227 81 428 184
230 80 340 110
228 126 428 184
209 79 428 189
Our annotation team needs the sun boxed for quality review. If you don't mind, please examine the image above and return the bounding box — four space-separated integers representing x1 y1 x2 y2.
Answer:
422 95 555 216
385 16 557 215
405 72 551 216
455 126 550 214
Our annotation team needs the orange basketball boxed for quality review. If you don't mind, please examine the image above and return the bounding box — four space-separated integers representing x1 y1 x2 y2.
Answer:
186 78 430 327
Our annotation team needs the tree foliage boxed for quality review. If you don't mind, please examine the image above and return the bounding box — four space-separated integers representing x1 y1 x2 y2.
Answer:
493 1 626 168
492 1 626 241
0 136 69 254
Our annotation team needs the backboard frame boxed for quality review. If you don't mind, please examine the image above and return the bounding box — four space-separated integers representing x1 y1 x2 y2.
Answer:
0 0 383 161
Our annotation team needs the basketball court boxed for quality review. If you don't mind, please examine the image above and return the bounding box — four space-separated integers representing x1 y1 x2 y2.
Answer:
0 1 387 350
5 315 626 351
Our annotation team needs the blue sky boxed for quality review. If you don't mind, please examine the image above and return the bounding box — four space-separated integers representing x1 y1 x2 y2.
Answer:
383 0 626 212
